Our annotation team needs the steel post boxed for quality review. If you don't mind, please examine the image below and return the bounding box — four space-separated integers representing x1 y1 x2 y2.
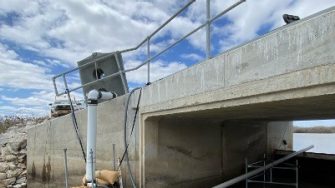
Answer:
147 37 151 84
270 166 273 182
296 160 299 188
63 148 69 188
206 0 211 59
113 144 116 171
263 154 266 188
245 158 248 188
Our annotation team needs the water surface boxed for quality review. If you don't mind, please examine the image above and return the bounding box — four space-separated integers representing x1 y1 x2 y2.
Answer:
293 133 335 154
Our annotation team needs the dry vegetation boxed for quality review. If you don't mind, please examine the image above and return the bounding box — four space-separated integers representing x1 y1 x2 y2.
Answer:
294 126 335 133
0 116 47 134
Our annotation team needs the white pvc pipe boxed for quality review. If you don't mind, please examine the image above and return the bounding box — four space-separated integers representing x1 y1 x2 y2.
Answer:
99 91 117 100
85 89 116 187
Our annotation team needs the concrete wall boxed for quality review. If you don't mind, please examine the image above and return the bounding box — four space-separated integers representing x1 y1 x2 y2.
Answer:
27 94 140 187
267 121 293 154
143 118 292 187
27 100 292 188
144 118 223 188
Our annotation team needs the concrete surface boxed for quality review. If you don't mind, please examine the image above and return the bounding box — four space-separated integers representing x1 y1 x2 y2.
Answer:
142 118 292 188
27 6 335 188
27 94 141 187
141 6 335 118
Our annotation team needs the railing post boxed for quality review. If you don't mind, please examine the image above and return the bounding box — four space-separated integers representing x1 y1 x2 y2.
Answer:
62 74 69 91
63 148 69 188
296 160 299 188
263 154 266 187
206 0 211 59
113 144 116 170
245 158 248 188
52 77 58 96
147 37 151 84
270 165 273 182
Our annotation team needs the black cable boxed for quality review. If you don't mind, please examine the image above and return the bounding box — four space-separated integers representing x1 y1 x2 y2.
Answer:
66 89 86 162
130 89 142 136
121 87 142 188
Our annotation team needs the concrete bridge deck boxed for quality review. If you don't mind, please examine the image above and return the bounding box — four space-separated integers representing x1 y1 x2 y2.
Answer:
27 6 335 188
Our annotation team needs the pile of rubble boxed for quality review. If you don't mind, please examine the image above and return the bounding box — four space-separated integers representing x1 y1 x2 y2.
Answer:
0 139 27 188
0 118 45 188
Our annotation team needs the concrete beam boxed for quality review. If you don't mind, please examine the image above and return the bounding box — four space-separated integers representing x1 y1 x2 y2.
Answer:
140 6 335 120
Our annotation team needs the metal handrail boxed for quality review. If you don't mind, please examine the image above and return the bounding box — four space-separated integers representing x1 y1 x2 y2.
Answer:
119 0 197 53
52 0 246 96
212 145 314 188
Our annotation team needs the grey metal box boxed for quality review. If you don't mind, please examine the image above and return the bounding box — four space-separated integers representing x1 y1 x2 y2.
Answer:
77 52 128 97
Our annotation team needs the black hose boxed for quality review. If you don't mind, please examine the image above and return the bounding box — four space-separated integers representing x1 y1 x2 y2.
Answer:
66 89 86 162
123 87 142 188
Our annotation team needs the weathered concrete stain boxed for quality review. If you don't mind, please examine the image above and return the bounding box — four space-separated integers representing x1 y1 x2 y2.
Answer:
31 161 36 179
41 156 51 182
166 145 208 160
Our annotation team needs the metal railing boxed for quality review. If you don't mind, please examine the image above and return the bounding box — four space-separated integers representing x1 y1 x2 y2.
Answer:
212 145 314 188
246 156 299 187
52 0 246 96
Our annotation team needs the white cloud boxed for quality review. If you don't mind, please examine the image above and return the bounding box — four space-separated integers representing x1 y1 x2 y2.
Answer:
0 0 210 65
181 53 204 62
1 93 52 107
0 44 53 90
215 0 335 50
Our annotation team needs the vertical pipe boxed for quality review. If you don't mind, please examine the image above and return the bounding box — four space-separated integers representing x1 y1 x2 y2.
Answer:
90 149 96 188
113 144 116 171
245 158 248 188
147 37 151 84
63 148 69 188
263 154 266 187
86 102 97 185
296 160 299 188
206 0 211 59
270 166 273 182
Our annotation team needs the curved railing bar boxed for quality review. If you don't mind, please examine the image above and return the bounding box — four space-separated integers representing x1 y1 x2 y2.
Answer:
53 0 246 96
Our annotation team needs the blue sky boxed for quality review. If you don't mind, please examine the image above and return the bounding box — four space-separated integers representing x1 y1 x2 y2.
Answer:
1 0 335 125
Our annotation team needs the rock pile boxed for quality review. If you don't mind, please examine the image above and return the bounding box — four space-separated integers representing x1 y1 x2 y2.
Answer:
0 139 27 188
0 117 46 187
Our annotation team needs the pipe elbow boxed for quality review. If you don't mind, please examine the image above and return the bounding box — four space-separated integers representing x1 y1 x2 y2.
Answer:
87 89 100 100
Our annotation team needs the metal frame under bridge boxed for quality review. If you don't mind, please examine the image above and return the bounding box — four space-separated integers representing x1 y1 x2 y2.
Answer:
52 0 246 97
213 145 314 188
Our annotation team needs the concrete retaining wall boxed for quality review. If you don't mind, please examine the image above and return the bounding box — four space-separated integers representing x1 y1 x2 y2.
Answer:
27 94 140 187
